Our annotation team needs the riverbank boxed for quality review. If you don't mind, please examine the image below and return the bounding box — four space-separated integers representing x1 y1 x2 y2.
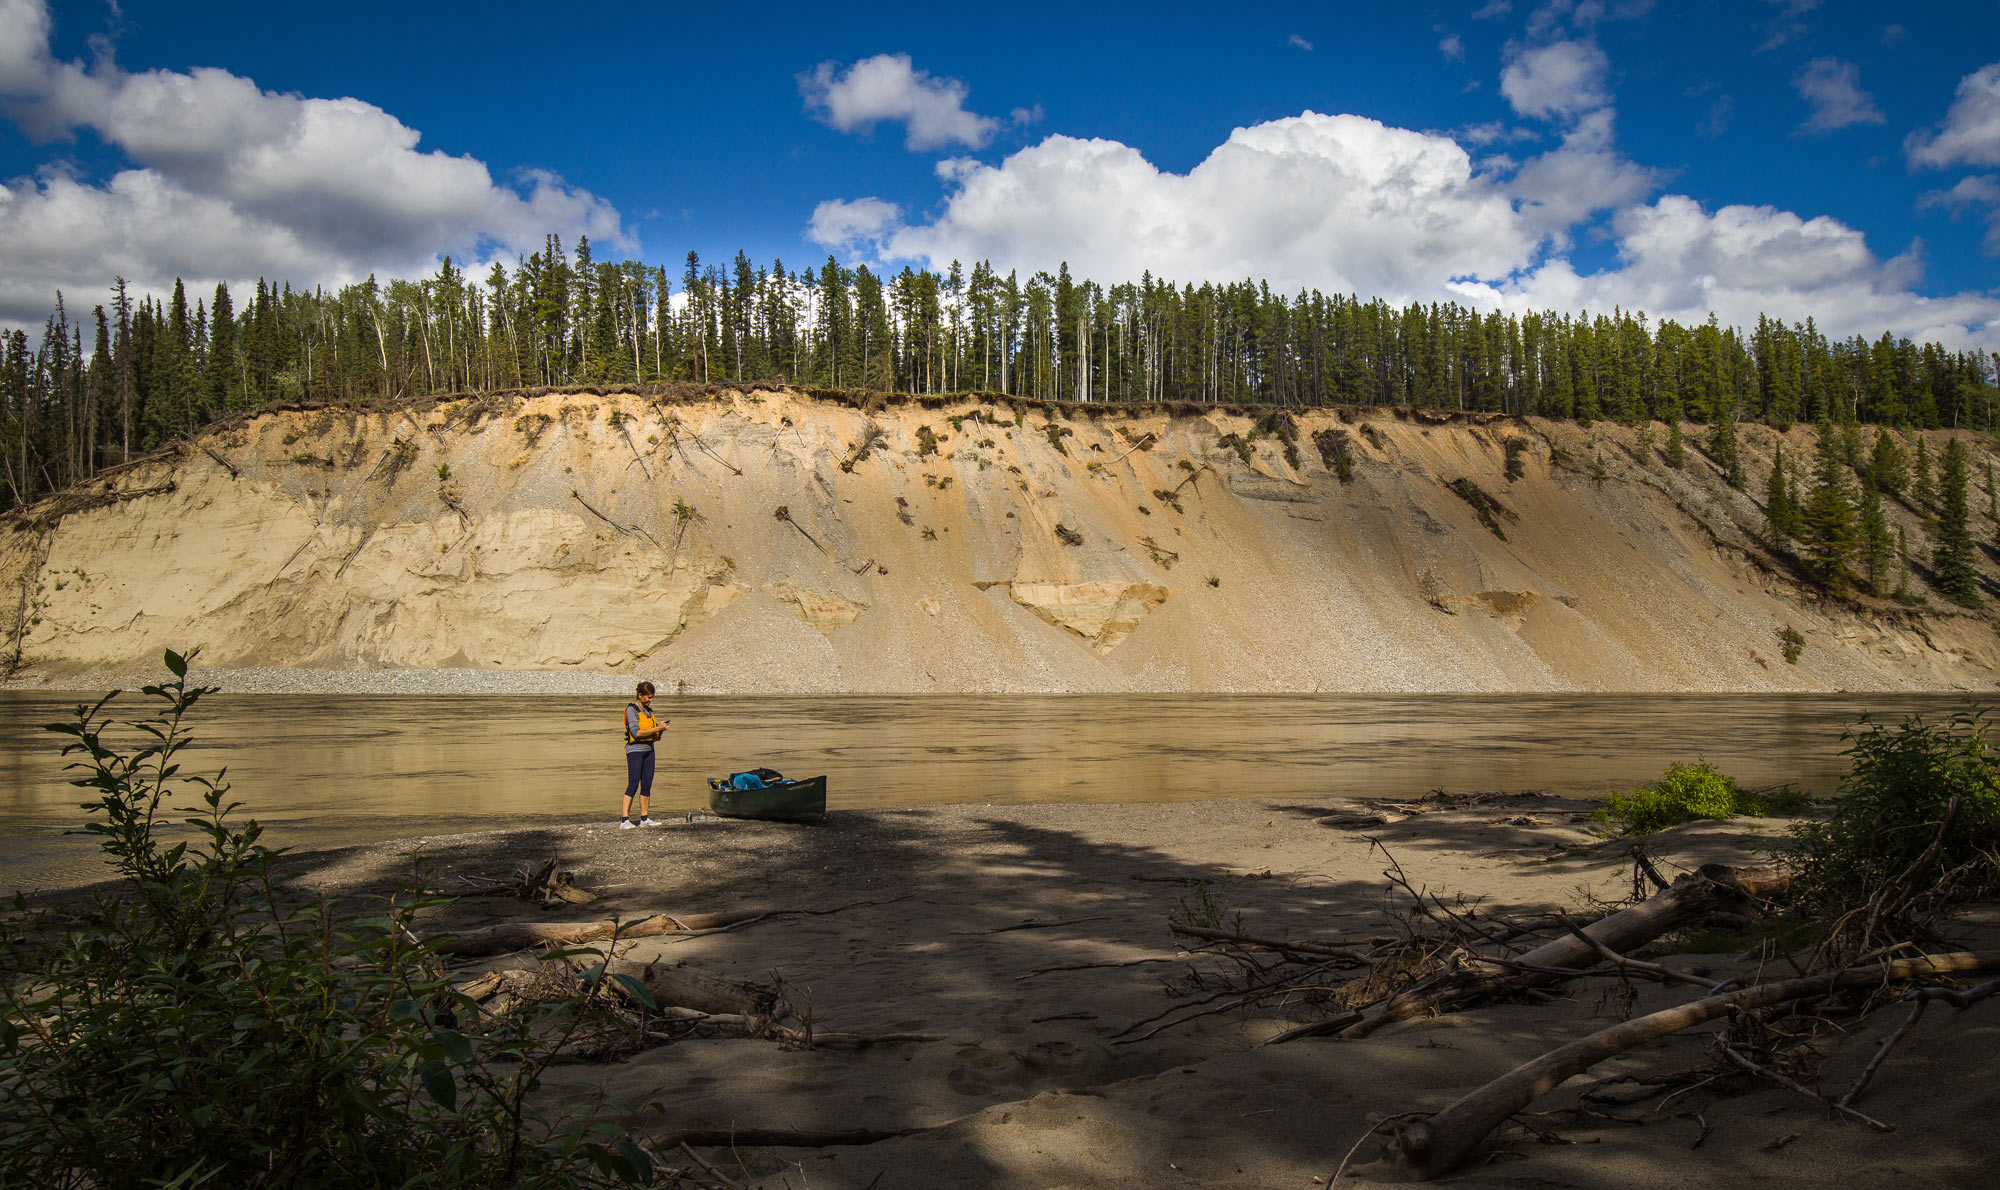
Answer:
269 794 1997 1188
8 390 1999 694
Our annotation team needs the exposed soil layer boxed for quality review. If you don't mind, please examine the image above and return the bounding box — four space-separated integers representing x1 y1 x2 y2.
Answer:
5 389 1997 692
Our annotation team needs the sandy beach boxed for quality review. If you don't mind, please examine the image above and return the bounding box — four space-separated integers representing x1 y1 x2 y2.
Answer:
265 791 2000 1188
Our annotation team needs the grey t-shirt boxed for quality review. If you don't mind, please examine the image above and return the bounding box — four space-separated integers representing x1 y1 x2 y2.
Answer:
625 703 658 755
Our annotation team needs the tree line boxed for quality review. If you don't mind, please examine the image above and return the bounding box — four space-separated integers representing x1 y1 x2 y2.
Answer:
3 235 1997 513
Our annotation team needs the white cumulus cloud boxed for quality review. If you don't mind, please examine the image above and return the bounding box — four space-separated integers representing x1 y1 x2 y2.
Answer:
808 112 2000 351
1908 62 2000 168
1793 57 1884 134
1500 40 1610 122
807 197 903 250
1920 174 2000 254
813 113 1541 303
1462 195 1998 350
0 0 628 325
798 53 999 151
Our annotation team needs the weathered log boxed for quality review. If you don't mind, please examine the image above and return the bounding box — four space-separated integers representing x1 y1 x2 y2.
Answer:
1343 864 1787 1038
603 957 776 1017
1353 950 2000 1181
428 908 776 957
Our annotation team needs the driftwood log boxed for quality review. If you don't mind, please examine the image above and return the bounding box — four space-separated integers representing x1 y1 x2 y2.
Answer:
430 908 777 958
1353 950 2000 1181
1343 864 1788 1038
455 959 775 1018
603 957 776 1017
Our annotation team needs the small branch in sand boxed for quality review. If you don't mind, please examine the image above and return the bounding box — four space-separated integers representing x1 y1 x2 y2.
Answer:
618 422 653 479
570 489 664 550
773 505 827 554
950 915 1109 936
1841 977 2000 1107
1714 1042 1893 1132
664 417 743 476
269 531 320 585
1170 922 1373 963
1106 431 1157 465
200 444 240 478
1014 956 1185 981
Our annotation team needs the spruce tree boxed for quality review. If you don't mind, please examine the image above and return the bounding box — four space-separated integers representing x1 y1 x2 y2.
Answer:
1764 443 1800 541
1709 416 1744 489
1665 417 1685 469
1800 427 1859 596
1933 438 1980 607
1913 436 1936 511
1838 422 1865 470
1895 526 1915 603
1859 478 1892 597
1869 427 1908 496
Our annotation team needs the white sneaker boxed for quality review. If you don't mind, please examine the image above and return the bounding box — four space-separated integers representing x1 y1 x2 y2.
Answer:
618 819 636 829
639 817 659 827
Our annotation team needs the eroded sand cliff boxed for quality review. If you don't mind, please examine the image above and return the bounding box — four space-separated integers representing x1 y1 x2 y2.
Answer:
3 387 1995 691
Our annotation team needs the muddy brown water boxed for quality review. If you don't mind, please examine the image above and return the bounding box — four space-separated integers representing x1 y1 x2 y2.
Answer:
0 692 1984 892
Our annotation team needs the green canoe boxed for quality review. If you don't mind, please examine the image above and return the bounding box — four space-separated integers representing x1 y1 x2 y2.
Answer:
706 775 827 821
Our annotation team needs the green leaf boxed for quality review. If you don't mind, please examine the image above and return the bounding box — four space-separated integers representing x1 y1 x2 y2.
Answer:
432 1027 473 1064
614 1140 654 1183
609 973 657 1009
418 1058 456 1110
164 649 187 677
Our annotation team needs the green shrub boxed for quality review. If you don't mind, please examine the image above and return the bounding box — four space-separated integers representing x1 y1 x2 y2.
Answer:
1779 710 2000 915
1598 761 1763 833
0 651 652 1188
1779 624 1805 663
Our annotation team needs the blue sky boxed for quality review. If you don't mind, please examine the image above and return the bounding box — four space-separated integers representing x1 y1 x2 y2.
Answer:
2 0 1998 349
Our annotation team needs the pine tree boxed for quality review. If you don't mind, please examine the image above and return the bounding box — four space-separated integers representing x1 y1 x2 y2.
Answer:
206 282 237 412
1799 426 1859 596
1859 478 1893 597
1665 416 1685 469
1913 436 1936 510
1708 416 1744 488
1869 426 1908 496
1933 438 1980 607
1764 443 1800 541
1894 526 1915 603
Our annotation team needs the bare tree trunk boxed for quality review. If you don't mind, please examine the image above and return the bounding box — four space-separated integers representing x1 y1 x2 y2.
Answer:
1357 950 2000 1181
1343 865 1788 1038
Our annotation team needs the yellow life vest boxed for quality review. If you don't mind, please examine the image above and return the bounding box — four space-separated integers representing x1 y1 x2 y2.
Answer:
624 703 663 744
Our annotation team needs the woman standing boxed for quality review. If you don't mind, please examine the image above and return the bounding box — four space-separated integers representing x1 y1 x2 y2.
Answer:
621 681 667 827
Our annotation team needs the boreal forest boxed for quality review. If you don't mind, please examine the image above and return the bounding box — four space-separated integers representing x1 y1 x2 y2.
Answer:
3 234 1996 512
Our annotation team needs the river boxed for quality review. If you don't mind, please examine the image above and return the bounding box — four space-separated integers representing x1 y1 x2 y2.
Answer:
0 691 1986 892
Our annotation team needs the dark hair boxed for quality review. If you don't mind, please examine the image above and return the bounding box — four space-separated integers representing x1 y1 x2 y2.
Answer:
636 681 656 696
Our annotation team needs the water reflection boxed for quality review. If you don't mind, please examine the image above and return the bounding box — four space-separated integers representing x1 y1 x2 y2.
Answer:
0 691 1981 891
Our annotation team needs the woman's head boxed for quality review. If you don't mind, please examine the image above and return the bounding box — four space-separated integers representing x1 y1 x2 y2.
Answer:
636 680 656 699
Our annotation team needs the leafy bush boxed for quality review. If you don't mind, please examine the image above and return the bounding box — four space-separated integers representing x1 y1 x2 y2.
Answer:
1779 710 2000 915
0 651 652 1188
1598 761 1763 833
